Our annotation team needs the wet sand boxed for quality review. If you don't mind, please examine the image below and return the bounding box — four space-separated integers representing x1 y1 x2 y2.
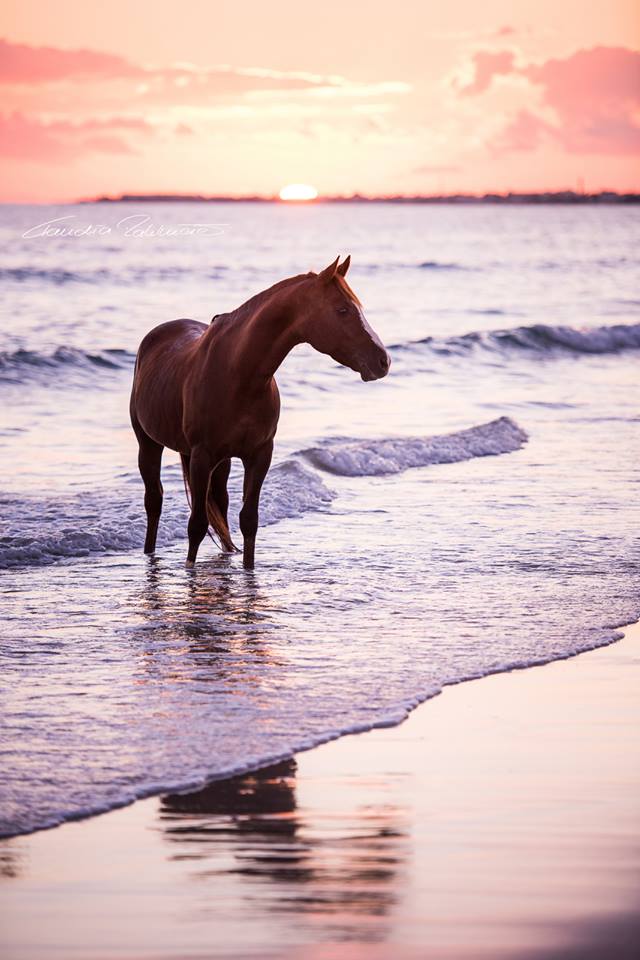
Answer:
1 621 639 960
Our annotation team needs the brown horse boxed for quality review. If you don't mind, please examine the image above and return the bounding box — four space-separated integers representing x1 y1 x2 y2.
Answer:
130 256 390 568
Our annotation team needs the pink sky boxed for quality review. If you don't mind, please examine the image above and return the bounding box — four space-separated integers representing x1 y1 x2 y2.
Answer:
0 0 638 201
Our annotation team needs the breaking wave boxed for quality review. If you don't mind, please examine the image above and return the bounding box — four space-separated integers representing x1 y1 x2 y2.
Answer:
0 346 135 384
394 322 640 358
0 264 228 285
0 416 527 568
3 321 638 391
303 417 527 477
0 460 334 569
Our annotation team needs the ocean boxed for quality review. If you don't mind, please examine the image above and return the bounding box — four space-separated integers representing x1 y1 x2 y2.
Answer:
1 201 639 837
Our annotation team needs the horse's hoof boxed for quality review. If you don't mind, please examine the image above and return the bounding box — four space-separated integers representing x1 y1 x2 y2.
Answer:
185 559 195 569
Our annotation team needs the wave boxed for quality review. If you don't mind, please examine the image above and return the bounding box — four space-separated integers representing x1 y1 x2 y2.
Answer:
393 321 640 359
0 264 228 286
3 620 633 840
0 417 525 568
4 320 638 393
417 260 470 271
0 460 335 569
303 417 527 477
3 262 472 284
0 345 135 384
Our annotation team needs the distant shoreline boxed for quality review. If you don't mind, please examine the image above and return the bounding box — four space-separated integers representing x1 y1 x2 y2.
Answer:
81 190 640 205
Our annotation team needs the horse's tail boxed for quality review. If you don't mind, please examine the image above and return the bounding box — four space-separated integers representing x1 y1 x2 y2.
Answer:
205 494 238 553
180 455 238 553
180 454 192 510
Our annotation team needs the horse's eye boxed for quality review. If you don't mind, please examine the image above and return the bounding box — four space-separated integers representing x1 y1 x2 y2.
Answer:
337 306 348 315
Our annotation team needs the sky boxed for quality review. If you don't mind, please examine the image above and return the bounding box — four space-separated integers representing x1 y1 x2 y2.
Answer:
0 0 638 201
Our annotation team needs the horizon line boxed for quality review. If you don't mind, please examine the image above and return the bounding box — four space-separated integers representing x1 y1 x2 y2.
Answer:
79 189 639 205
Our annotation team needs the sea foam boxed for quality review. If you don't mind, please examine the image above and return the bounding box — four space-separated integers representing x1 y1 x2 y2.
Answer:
303 417 527 477
0 460 335 569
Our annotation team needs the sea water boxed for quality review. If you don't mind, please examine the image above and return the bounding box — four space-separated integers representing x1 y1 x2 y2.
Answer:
1 202 639 836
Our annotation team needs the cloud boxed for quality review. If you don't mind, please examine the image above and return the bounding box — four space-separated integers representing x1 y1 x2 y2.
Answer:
459 50 515 95
0 112 152 161
0 38 328 94
0 37 140 83
525 46 639 110
0 37 407 101
492 110 553 152
0 37 410 166
461 45 640 155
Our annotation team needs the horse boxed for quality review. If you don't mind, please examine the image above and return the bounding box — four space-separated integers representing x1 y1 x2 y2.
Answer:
129 256 390 569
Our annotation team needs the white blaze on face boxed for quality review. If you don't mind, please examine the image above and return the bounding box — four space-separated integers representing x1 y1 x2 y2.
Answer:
356 303 385 351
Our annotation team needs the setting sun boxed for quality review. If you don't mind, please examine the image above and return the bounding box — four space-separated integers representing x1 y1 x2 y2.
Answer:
279 183 318 202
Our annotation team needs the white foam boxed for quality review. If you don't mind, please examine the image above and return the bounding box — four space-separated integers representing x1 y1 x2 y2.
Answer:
0 461 335 569
303 417 528 477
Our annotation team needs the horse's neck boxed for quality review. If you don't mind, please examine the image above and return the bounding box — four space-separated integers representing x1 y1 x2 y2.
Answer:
224 279 307 382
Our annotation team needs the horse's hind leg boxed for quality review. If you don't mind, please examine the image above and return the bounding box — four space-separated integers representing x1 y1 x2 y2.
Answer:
135 429 164 554
186 447 212 566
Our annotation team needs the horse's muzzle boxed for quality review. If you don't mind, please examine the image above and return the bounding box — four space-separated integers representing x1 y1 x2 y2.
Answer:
360 349 391 381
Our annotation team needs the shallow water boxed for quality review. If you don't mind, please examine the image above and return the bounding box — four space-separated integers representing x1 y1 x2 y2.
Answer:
1 202 639 836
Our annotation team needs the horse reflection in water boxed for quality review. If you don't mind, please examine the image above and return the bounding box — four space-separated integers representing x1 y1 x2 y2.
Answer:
131 554 278 685
159 760 408 944
129 558 408 944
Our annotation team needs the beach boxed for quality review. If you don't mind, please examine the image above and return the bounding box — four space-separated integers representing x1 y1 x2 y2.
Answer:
1 199 639 959
2 619 638 959
2 6 640 957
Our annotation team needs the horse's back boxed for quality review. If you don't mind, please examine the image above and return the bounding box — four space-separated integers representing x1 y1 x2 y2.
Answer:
131 319 207 451
136 318 206 363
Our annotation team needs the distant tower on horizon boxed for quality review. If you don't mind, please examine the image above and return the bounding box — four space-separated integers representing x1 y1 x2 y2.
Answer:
577 176 585 195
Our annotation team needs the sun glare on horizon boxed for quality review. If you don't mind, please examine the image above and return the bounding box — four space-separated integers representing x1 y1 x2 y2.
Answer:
279 183 318 202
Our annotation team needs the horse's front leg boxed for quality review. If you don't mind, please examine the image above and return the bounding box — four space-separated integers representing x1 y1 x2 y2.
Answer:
186 446 212 567
240 442 273 569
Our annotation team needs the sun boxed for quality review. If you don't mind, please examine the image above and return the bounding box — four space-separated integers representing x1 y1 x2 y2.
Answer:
279 183 318 202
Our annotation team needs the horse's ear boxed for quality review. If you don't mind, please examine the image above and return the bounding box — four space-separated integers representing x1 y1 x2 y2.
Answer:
317 256 340 284
337 255 351 277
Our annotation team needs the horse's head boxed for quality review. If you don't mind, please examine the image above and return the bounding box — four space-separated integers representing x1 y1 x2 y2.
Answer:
300 256 390 381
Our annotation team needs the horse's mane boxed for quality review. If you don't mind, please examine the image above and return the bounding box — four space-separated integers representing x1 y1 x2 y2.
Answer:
211 272 313 325
211 269 359 326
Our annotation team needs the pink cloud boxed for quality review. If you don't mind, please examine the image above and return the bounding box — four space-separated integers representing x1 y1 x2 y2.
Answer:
0 38 331 97
524 47 640 154
0 37 140 83
0 112 152 161
525 46 640 114
459 50 515 95
493 110 554 152
462 46 640 155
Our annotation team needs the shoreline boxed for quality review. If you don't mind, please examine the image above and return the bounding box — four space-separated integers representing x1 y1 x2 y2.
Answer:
1 619 639 958
0 615 629 843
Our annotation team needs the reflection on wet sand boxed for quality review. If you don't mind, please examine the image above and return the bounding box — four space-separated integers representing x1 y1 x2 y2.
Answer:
159 759 409 943
136 557 409 945
0 845 21 879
